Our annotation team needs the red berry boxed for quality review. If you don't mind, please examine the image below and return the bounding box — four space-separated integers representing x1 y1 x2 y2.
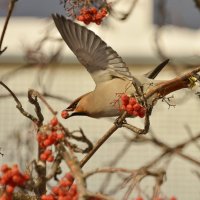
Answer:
61 110 69 119
132 110 139 116
1 164 9 173
41 194 55 200
23 173 30 181
84 13 92 21
129 97 136 105
90 7 98 14
77 15 84 21
12 175 21 184
133 103 141 111
56 133 64 140
138 107 146 118
83 19 90 25
95 19 102 25
6 185 14 193
95 13 103 20
50 117 58 126
44 149 52 156
65 173 74 183
59 179 72 187
43 139 51 147
126 104 133 113
47 155 54 162
40 153 48 161
52 186 59 194
121 94 129 106
80 7 88 15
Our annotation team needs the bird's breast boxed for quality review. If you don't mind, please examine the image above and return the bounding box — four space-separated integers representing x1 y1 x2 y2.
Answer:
87 79 135 117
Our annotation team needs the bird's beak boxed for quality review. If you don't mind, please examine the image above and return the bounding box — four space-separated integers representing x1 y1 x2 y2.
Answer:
61 107 88 119
61 107 74 119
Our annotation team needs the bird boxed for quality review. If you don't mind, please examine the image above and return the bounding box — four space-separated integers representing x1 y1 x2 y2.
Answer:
52 14 169 119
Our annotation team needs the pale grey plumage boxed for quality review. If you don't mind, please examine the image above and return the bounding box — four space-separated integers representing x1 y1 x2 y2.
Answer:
52 14 132 84
52 14 167 118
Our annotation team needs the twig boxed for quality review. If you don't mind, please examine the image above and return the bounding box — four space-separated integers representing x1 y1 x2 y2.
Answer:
28 90 44 127
70 128 93 153
58 144 87 200
28 89 57 115
146 66 200 99
0 0 17 55
0 81 38 123
80 112 127 168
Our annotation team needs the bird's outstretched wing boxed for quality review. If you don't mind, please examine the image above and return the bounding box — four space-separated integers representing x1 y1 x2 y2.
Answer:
52 14 132 84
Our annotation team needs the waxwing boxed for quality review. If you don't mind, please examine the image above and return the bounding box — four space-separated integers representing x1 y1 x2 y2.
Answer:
52 14 169 118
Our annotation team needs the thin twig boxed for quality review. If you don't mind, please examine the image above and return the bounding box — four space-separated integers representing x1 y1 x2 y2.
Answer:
0 0 17 55
0 81 38 123
80 112 127 168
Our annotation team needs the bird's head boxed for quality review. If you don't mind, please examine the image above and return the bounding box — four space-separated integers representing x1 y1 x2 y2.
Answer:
61 93 91 119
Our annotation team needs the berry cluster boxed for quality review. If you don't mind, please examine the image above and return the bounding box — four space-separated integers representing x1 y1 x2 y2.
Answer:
120 94 146 118
41 172 103 200
76 7 108 25
41 173 77 200
37 117 65 162
0 164 29 200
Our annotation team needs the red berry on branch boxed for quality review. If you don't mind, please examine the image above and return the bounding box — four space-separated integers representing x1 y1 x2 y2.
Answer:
65 173 74 183
23 173 30 181
52 186 59 195
40 153 48 161
132 110 139 116
6 185 14 193
138 107 146 118
126 104 133 112
1 164 9 173
12 175 22 184
50 117 58 126
121 94 129 106
56 133 64 140
84 13 92 21
76 15 84 22
44 149 52 156
90 7 98 14
47 155 54 162
133 103 141 111
43 139 51 147
61 110 69 119
95 13 103 20
95 20 102 25
129 97 136 105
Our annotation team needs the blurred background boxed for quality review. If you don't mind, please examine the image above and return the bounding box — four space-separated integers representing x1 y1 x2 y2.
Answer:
0 0 200 199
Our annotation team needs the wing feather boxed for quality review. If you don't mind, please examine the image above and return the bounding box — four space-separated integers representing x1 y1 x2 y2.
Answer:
52 14 132 84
